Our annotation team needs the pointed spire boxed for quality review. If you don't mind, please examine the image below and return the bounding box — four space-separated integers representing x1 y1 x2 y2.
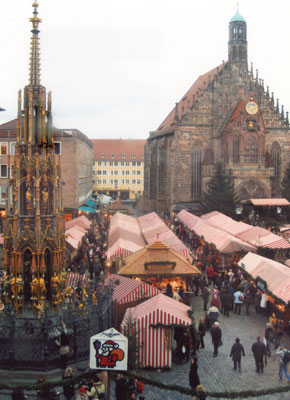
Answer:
174 102 179 123
271 92 274 106
255 69 259 83
250 62 253 76
286 112 289 125
281 105 284 119
29 2 42 86
266 86 269 97
276 98 279 113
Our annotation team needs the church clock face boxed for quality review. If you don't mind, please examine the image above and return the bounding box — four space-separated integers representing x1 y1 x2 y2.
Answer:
245 101 258 115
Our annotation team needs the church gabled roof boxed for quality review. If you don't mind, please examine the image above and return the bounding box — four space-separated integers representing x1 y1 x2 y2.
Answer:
222 100 246 131
153 63 226 137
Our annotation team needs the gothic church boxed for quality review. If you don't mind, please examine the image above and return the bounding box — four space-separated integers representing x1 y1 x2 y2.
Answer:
143 10 290 216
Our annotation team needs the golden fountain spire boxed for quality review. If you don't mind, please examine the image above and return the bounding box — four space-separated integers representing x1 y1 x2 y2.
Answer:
29 2 42 86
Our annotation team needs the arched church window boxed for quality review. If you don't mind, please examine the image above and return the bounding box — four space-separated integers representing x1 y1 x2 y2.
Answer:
233 137 240 164
233 46 236 60
192 144 202 200
244 137 258 164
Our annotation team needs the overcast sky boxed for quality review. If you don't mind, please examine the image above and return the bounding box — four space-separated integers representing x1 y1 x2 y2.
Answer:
1 0 290 140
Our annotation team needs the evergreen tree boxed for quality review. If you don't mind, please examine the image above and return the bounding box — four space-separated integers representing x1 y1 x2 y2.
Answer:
281 162 290 201
201 162 239 218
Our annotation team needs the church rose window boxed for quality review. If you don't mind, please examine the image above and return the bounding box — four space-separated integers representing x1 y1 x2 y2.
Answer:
244 137 258 164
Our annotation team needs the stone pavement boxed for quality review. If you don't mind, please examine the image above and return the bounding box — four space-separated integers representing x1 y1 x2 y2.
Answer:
109 294 290 400
1 295 290 399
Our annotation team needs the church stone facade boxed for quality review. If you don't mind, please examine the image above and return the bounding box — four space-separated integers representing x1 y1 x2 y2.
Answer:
143 10 290 216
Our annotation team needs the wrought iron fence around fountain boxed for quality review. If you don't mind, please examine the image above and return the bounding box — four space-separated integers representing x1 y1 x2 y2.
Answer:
0 287 113 370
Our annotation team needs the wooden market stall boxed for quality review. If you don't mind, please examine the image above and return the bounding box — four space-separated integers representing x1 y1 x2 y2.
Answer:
120 293 192 368
238 252 290 324
118 238 201 293
104 273 161 327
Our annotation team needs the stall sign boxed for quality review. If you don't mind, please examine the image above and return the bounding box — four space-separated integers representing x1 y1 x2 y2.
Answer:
90 328 128 371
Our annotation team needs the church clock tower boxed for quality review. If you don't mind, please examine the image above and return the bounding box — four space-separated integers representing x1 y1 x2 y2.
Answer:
228 8 248 65
3 2 65 308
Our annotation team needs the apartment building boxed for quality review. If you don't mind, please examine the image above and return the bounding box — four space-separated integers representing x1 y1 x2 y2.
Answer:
91 139 146 200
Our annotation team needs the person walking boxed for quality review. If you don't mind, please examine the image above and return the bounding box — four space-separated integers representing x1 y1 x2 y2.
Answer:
230 338 245 372
254 290 261 313
62 367 75 400
198 317 206 349
189 356 200 391
233 288 244 315
274 319 284 349
251 336 266 374
264 322 274 357
260 292 267 316
244 290 252 315
207 304 219 328
210 322 222 357
201 286 210 312
276 344 290 383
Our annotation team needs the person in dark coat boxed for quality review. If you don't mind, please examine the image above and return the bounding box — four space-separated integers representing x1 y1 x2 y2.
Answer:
189 356 200 391
244 290 252 315
264 322 274 356
230 337 245 372
198 317 206 349
165 283 173 298
254 290 261 313
201 286 210 312
62 367 75 400
210 322 222 357
251 336 266 373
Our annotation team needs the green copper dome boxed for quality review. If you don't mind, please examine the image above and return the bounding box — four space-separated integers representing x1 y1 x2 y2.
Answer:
230 9 246 23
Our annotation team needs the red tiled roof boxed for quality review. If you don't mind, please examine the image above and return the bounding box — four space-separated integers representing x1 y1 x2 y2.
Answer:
223 100 246 131
154 63 226 136
0 119 17 130
91 139 146 161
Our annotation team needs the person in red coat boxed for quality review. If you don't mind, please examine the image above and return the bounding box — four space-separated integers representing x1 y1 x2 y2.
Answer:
205 265 215 287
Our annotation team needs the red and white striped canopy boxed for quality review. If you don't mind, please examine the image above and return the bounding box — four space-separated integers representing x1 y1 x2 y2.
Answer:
104 274 160 305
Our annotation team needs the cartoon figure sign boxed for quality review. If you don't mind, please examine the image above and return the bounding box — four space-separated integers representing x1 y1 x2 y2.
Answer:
90 328 128 371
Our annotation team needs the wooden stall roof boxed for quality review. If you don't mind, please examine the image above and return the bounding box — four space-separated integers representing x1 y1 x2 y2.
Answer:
119 238 201 277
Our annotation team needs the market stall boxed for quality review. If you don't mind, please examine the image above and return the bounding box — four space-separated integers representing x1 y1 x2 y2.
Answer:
104 273 160 327
138 212 190 258
120 293 192 368
65 226 87 250
65 215 91 231
238 252 290 322
119 238 201 293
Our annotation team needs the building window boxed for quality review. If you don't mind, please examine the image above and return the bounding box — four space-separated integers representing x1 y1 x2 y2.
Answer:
114 180 118 186
121 179 125 184
0 165 8 178
114 162 118 166
102 170 106 175
132 171 136 176
142 154 144 158
121 161 125 166
0 143 8 156
122 153 125 158
111 171 114 175
110 161 114 166
126 161 130 166
114 171 118 175
110 179 114 184
125 179 130 184
137 179 141 185
0 187 5 204
137 170 141 175
132 179 136 184
97 170 102 175
121 170 125 176
101 153 105 158
98 179 102 184
126 170 130 175
10 142 16 156
192 147 202 199
233 137 240 164
111 153 115 158
98 161 102 166
137 161 141 166
102 161 106 166
103 179 107 184
54 142 61 155
132 153 135 158
244 137 258 163
132 161 136 166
